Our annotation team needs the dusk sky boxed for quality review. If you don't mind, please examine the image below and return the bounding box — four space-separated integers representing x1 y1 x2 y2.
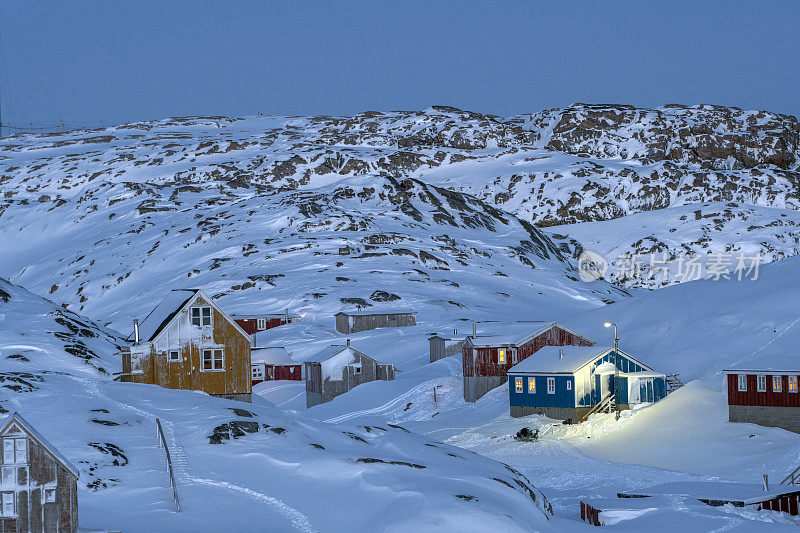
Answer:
2 1 798 129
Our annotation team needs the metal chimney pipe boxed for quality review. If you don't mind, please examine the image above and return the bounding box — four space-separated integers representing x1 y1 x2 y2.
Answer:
346 338 351 347
763 474 769 491
134 320 140 345
559 348 564 359
472 323 477 338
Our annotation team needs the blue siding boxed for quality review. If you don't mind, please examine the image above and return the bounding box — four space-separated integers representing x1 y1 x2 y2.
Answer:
509 375 576 408
617 376 629 404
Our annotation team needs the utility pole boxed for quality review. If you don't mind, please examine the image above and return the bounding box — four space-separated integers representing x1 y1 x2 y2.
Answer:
604 322 621 420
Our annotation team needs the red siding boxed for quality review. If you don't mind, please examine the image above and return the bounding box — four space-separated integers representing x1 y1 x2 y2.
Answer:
252 364 302 384
727 373 800 407
463 325 594 378
235 317 290 335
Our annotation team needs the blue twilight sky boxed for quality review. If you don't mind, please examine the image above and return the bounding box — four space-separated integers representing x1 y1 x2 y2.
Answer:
0 1 798 129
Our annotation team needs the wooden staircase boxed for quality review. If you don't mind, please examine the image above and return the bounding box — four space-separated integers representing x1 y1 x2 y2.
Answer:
666 373 685 393
780 464 800 486
580 393 615 423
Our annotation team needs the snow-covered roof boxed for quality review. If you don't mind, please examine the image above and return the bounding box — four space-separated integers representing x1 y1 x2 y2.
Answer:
619 481 800 504
1 412 79 478
127 289 198 342
723 368 800 374
508 345 653 375
335 309 415 317
619 370 666 379
467 321 593 348
251 347 295 365
306 344 350 363
230 313 301 319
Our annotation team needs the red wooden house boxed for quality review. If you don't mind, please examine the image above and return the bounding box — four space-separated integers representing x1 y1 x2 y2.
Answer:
463 321 594 402
724 368 800 433
234 312 300 335
251 347 302 385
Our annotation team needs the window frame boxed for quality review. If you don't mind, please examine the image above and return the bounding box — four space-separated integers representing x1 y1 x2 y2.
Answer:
528 377 536 393
1 467 14 486
757 374 767 392
498 349 506 365
190 306 212 327
167 349 181 363
566 380 572 391
547 377 555 394
737 374 747 392
251 364 264 380
1 491 14 517
515 376 523 393
2 440 13 464
44 489 56 503
257 318 267 330
510 349 518 365
202 348 225 372
790 376 798 393
773 375 783 393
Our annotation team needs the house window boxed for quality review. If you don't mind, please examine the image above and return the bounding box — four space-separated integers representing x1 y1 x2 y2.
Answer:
498 349 506 365
44 489 56 503
191 306 212 327
757 375 767 392
566 381 572 391
511 349 518 365
168 350 181 362
252 365 264 380
547 377 555 394
257 318 267 330
1 492 14 517
202 349 224 371
16 466 27 486
790 376 798 393
737 374 747 391
528 378 535 393
515 377 523 393
1 467 14 485
3 439 25 464
773 375 783 393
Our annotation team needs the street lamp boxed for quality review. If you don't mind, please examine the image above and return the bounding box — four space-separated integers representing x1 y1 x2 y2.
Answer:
604 322 620 420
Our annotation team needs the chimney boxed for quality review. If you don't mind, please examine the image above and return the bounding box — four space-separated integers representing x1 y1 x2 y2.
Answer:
472 323 477 338
559 348 564 359
133 319 140 345
346 338 351 347
763 474 769 492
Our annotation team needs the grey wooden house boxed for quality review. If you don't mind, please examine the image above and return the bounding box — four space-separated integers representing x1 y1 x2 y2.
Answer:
0 413 79 533
305 341 395 407
335 310 416 334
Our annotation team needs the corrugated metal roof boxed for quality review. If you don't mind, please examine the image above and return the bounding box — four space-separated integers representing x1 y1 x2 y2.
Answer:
468 321 593 348
126 289 198 342
1 412 79 478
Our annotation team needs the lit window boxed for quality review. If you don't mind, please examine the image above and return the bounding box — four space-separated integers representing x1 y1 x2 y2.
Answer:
547 377 555 394
168 350 180 362
44 489 56 503
773 375 783 393
757 375 767 392
528 378 536 393
790 376 798 393
498 350 506 364
202 349 224 371
257 318 267 330
1 492 14 517
515 377 523 393
737 374 747 391
567 381 572 391
191 307 212 327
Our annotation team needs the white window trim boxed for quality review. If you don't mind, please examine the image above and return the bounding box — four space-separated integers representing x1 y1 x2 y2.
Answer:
547 377 555 394
498 349 506 365
566 380 572 391
190 306 213 327
510 349 518 365
757 374 767 392
528 377 536 394
737 374 747 392
44 488 56 503
201 348 225 372
790 376 798 393
257 318 267 330
515 377 523 393
773 375 783 393
1 491 15 517
167 349 182 363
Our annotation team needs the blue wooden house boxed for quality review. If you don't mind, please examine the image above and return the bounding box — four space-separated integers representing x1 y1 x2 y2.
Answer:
507 345 667 421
